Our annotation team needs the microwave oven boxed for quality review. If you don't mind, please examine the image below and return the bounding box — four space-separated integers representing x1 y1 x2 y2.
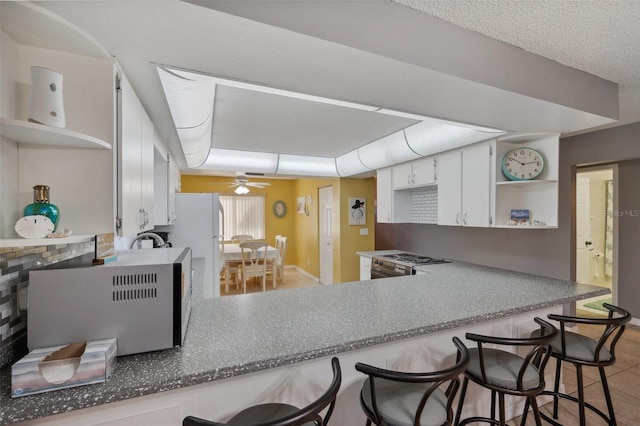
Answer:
28 247 192 356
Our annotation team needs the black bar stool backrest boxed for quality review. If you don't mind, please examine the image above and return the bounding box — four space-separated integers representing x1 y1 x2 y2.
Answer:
536 303 632 426
465 317 557 392
355 336 469 426
183 357 342 426
548 302 631 365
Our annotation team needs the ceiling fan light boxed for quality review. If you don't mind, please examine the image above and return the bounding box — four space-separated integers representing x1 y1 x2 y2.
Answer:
234 184 250 195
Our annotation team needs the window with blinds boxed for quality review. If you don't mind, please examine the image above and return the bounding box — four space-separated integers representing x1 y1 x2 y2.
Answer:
220 195 265 240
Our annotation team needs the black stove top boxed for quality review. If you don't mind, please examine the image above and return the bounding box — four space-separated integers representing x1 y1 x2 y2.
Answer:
379 253 450 265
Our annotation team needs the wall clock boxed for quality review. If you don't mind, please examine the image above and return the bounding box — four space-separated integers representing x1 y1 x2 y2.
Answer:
502 147 545 181
273 200 287 218
15 215 55 239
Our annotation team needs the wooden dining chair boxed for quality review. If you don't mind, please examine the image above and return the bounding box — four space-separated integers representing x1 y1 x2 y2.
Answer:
239 241 269 293
222 235 254 292
272 235 288 284
231 235 254 243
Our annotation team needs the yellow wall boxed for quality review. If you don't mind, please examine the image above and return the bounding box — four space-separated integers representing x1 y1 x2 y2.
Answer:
338 177 376 282
181 174 298 259
180 174 375 283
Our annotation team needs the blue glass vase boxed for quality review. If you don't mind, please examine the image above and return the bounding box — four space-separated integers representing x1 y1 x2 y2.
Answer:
24 185 60 231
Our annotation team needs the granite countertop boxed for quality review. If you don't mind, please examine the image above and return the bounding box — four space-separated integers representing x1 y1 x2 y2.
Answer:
0 259 609 424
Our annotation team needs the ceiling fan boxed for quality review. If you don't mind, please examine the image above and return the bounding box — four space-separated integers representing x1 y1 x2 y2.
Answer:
212 173 271 194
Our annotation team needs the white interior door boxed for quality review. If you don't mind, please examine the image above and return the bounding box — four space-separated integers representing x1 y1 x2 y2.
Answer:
319 186 333 284
576 176 591 283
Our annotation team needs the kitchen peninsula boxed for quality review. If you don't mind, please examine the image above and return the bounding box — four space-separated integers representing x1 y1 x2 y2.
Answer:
0 258 608 425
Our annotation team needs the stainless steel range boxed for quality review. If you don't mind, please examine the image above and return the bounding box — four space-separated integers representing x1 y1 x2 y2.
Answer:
370 253 450 279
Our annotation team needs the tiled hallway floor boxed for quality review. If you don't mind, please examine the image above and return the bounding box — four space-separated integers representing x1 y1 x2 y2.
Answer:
220 266 319 296
508 320 640 425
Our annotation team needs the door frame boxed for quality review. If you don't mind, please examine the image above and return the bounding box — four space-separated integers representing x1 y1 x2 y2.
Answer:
318 185 333 284
573 164 619 306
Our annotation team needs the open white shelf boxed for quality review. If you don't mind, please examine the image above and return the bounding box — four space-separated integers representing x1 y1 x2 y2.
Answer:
0 234 95 248
494 225 557 229
0 117 111 149
496 179 557 186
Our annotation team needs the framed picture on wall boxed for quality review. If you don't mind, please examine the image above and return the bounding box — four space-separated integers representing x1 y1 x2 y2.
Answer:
349 197 366 225
297 197 306 214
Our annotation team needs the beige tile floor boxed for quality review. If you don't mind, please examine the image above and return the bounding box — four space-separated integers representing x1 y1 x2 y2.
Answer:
220 266 319 296
507 311 640 426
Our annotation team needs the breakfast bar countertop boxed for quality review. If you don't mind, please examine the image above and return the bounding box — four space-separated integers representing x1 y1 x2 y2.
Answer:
0 259 609 424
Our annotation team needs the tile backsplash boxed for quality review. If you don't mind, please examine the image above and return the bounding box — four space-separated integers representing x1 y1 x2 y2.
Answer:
411 186 438 224
0 241 94 369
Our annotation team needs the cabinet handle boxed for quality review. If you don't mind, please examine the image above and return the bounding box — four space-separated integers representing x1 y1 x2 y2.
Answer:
463 213 468 226
141 209 149 227
433 159 437 181
408 175 411 186
455 213 460 225
387 213 391 222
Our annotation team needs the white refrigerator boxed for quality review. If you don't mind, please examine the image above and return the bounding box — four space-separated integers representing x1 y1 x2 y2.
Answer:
156 193 224 298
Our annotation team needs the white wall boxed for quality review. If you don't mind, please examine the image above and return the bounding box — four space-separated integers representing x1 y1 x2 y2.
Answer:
1 31 20 236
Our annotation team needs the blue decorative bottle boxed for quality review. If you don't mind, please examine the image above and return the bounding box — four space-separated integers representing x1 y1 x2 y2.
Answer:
24 185 60 231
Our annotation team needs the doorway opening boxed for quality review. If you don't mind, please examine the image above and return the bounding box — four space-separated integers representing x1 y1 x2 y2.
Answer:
575 166 617 316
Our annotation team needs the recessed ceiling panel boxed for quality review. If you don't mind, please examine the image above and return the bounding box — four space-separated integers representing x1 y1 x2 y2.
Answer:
211 85 418 157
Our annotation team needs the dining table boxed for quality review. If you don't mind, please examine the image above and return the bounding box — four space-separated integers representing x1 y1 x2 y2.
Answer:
221 243 280 294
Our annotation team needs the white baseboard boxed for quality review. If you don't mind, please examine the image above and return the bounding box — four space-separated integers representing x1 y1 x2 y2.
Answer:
288 265 320 283
629 317 640 326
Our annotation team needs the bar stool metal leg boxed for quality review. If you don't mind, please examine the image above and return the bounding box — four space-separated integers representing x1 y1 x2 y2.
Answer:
534 303 631 426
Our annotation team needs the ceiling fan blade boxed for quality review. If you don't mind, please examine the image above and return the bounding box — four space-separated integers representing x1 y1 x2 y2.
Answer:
246 182 271 188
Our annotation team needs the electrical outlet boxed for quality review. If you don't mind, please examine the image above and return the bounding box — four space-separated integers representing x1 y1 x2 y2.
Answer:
307 258 310 265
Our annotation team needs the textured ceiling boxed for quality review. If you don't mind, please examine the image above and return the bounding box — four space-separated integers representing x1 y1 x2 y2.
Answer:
392 0 640 127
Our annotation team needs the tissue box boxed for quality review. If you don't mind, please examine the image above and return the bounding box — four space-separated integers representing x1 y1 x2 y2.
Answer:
11 338 117 398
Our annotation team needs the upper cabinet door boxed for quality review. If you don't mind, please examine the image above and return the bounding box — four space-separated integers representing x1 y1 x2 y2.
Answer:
412 156 437 187
118 74 143 236
392 163 413 190
376 168 393 223
117 73 154 236
461 143 493 227
437 151 462 226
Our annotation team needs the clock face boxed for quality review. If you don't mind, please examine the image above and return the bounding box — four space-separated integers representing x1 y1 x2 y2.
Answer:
15 215 55 239
273 201 286 218
502 147 545 181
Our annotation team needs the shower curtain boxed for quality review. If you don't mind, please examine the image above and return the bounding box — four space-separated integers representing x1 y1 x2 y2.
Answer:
604 180 613 277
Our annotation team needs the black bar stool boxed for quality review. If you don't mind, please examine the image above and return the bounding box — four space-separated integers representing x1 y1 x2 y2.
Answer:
454 317 557 426
183 357 341 426
355 337 469 426
530 303 631 426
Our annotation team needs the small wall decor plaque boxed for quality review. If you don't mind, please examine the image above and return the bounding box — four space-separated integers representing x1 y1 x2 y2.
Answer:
297 197 306 214
349 197 366 225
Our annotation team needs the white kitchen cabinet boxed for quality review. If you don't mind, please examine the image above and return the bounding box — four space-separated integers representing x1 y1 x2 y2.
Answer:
494 133 559 228
359 255 372 280
117 73 154 236
153 145 176 226
437 142 495 227
392 156 437 189
172 157 182 193
376 167 410 223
